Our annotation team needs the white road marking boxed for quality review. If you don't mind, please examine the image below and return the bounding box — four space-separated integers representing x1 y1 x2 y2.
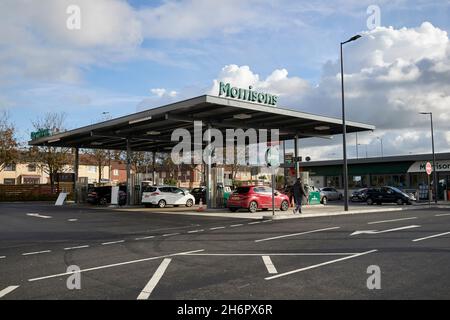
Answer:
187 230 204 233
255 227 340 243
412 232 450 242
261 220 271 223
209 227 225 230
350 225 420 236
230 224 244 227
0 285 19 298
22 250 51 256
0 256 5 259
435 213 450 217
137 258 172 300
135 236 155 241
248 221 262 225
368 217 417 224
265 250 378 280
28 249 204 282
68 219 78 222
162 233 180 237
64 245 89 250
101 240 125 245
26 213 52 219
183 252 357 256
262 256 278 274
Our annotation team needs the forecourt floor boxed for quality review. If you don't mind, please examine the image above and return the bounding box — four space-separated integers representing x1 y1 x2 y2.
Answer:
0 203 449 299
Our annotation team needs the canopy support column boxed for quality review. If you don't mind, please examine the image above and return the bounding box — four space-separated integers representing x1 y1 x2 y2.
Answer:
73 148 79 204
126 139 133 206
294 135 300 179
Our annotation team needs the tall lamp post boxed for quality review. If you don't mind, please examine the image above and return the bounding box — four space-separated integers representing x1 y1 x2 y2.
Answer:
376 136 384 158
420 112 438 204
341 34 362 211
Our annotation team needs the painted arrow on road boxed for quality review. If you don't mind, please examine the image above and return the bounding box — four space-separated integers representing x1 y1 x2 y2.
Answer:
350 225 420 236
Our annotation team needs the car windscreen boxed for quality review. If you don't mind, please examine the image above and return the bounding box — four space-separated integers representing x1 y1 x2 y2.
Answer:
234 187 250 194
390 187 409 196
191 188 203 193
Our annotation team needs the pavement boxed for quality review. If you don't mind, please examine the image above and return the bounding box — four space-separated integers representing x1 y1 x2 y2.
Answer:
0 201 450 299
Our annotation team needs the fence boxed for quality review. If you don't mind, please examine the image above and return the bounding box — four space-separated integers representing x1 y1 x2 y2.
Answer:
0 183 73 201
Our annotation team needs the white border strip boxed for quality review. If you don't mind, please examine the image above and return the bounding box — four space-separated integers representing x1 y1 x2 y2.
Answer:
265 250 378 280
255 227 340 242
137 258 172 300
0 286 19 298
412 232 450 242
368 217 417 224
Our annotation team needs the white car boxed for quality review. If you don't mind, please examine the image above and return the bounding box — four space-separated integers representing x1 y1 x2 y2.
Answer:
142 185 195 208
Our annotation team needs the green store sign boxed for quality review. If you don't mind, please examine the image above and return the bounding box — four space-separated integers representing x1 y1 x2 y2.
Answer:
219 82 278 106
31 128 51 140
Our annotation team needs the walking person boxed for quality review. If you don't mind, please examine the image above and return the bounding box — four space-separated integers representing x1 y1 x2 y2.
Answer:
293 178 307 214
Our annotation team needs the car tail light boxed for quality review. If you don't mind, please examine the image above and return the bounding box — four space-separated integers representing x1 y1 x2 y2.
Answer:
150 192 160 196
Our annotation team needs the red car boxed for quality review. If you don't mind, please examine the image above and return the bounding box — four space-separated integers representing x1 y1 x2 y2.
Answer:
227 185 290 213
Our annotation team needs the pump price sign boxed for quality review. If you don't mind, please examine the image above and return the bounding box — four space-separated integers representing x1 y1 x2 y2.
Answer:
426 162 432 175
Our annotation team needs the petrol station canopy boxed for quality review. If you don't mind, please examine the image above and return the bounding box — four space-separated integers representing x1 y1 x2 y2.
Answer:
28 95 375 151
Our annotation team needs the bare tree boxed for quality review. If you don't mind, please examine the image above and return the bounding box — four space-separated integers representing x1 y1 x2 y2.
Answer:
29 112 71 192
0 110 19 171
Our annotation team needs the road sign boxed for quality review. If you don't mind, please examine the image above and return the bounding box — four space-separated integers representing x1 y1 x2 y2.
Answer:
426 162 432 175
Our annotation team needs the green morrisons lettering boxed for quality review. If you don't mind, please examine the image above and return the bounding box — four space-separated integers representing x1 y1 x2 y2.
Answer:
31 128 51 140
219 82 278 106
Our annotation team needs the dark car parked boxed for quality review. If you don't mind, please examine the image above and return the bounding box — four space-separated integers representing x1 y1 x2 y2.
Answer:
365 186 414 205
87 185 127 206
351 188 368 202
190 186 206 204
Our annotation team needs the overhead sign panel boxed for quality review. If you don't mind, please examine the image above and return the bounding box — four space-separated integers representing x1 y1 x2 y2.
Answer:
218 82 278 106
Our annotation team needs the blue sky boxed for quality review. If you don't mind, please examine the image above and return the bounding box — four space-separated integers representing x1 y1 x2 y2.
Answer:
1 0 450 159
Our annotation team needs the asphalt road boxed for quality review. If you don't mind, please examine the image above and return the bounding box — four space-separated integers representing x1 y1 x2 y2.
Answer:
0 202 449 300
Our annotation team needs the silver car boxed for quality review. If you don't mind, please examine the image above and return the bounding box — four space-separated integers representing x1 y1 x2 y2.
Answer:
319 187 343 204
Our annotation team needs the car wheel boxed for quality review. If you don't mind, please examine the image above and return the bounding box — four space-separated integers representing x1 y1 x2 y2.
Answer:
280 200 289 211
321 197 327 205
186 199 193 207
229 208 238 212
366 198 373 205
248 201 258 213
158 199 166 208
99 197 107 206
396 198 404 205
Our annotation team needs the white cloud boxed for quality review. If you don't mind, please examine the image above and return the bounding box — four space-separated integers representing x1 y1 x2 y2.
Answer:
150 88 178 98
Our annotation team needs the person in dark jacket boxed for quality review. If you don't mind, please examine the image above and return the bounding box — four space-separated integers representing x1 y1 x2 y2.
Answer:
293 178 307 214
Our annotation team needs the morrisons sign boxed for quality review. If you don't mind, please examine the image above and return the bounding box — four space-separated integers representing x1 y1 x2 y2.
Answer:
218 82 278 106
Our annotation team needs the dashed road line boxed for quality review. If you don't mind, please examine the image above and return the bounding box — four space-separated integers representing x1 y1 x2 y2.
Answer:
262 256 278 274
435 213 450 217
64 245 89 250
101 240 125 245
26 213 52 219
0 256 5 259
188 230 204 233
0 286 19 298
255 227 340 243
162 233 180 237
22 250 51 256
230 224 244 227
265 250 378 280
28 249 204 282
248 221 262 225
368 217 417 224
209 227 225 230
68 219 78 222
135 236 155 241
137 258 172 300
412 232 450 242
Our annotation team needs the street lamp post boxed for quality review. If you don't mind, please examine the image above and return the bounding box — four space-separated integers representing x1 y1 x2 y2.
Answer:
420 112 438 204
377 137 384 158
341 34 361 211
